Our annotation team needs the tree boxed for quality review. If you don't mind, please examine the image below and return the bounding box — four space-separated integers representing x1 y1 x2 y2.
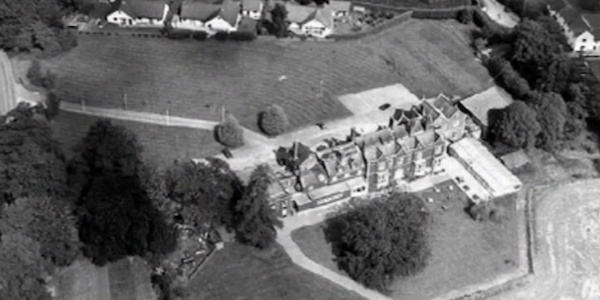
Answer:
535 93 567 151
0 0 78 56
490 101 541 149
0 197 80 267
535 53 571 94
457 9 473 24
324 193 430 291
270 3 289 38
215 113 244 148
0 106 67 204
70 120 175 265
486 55 533 101
259 104 289 136
579 0 600 11
165 159 243 229
473 37 487 53
0 233 52 300
233 164 282 249
45 92 61 121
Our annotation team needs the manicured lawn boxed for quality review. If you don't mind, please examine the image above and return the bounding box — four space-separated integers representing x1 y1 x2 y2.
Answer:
51 111 221 170
291 180 519 300
47 19 491 132
187 243 367 300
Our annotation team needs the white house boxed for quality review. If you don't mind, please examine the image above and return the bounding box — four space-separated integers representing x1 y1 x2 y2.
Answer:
286 3 334 38
329 0 351 19
548 3 600 56
106 0 169 27
242 0 263 20
172 0 240 33
204 0 241 32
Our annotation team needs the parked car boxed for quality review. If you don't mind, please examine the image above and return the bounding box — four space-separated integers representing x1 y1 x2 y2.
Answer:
379 103 391 110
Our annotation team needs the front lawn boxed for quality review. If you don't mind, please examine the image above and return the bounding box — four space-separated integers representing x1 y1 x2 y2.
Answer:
291 181 519 300
51 111 221 170
186 243 367 300
47 19 491 132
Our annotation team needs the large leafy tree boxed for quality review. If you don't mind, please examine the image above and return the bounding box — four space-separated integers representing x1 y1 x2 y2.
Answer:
259 104 290 136
0 105 67 205
490 101 541 149
0 197 80 267
215 113 244 148
270 3 289 38
535 93 567 151
0 233 52 300
233 164 282 249
165 158 243 229
0 0 78 55
70 120 176 266
324 193 430 291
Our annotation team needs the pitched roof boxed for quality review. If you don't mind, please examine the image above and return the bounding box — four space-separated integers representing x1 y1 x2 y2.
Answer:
218 0 240 26
312 5 334 28
285 3 316 24
119 0 166 19
431 95 458 118
559 6 590 36
242 0 262 11
546 0 567 12
500 149 531 170
583 14 600 39
329 0 351 11
180 0 221 20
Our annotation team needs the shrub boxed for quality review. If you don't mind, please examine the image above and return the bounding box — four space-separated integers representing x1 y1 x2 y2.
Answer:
259 104 289 136
45 91 61 121
192 31 208 40
167 30 192 39
214 31 229 41
229 31 257 41
466 200 504 222
457 8 473 24
27 60 56 89
215 114 245 148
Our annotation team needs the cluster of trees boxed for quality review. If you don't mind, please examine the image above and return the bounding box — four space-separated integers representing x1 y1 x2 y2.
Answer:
27 60 62 120
0 105 78 299
0 104 285 298
0 0 80 56
324 193 430 291
215 105 290 148
483 17 599 152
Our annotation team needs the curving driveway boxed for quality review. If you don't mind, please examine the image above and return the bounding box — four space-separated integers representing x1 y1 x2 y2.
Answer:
490 179 600 300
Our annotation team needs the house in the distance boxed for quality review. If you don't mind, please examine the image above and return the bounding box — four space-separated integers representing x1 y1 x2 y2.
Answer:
286 3 334 38
204 0 242 32
242 0 263 20
329 0 351 19
172 0 240 32
106 0 169 27
547 1 600 56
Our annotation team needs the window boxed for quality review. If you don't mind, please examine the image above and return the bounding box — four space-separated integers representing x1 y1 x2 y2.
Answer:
113 17 118 22
583 39 587 42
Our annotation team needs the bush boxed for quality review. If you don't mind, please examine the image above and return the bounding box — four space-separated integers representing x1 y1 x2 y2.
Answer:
214 31 229 41
228 31 257 41
466 200 504 222
412 8 461 19
259 104 289 136
215 114 245 148
167 30 192 40
192 31 208 40
45 92 61 121
457 8 473 24
27 60 56 89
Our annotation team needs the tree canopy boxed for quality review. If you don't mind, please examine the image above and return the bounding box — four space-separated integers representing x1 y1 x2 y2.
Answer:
215 113 244 148
490 100 541 149
269 3 289 38
259 104 290 136
0 105 67 205
70 120 175 266
0 197 80 267
233 164 282 249
0 0 78 56
164 158 243 229
324 193 430 291
535 93 567 151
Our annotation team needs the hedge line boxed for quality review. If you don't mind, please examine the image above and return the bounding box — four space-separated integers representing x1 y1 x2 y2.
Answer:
167 29 257 41
411 7 465 19
350 0 470 9
327 11 413 41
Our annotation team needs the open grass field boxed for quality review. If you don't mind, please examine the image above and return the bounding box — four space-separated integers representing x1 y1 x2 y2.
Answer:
51 111 221 170
47 19 491 132
186 243 367 300
588 60 600 81
55 257 155 300
291 180 519 300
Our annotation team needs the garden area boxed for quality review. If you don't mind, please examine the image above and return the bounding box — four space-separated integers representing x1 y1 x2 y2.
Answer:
186 243 367 300
291 181 519 299
51 111 222 170
45 19 491 132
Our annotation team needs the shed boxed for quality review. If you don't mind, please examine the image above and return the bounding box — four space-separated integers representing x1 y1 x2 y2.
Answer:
500 149 530 170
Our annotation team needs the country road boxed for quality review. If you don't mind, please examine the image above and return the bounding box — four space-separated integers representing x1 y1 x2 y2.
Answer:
490 179 600 300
